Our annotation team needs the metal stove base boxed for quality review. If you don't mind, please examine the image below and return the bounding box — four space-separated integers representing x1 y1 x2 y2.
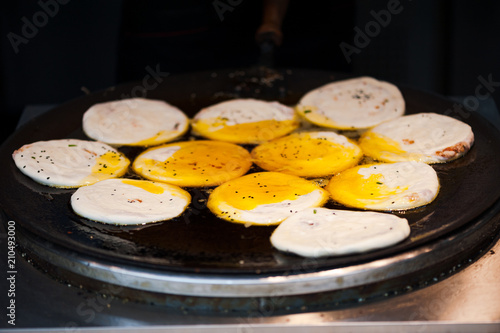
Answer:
12 198 500 315
2 217 500 331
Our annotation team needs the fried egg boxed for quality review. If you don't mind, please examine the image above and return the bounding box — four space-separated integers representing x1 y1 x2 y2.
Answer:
326 161 439 211
358 113 474 163
71 178 191 225
207 171 329 226
12 139 130 188
296 76 405 130
132 140 252 187
83 98 189 146
270 207 410 258
191 99 300 144
251 131 363 177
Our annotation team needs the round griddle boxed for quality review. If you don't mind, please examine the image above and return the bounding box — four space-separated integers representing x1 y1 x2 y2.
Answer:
2 69 500 300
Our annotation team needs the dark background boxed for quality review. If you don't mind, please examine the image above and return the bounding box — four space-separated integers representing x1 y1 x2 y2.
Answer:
1 0 499 144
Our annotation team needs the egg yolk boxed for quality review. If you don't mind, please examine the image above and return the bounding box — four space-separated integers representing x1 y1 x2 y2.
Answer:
80 151 129 185
209 172 324 211
92 151 129 175
359 132 424 162
326 164 408 208
251 133 362 177
133 141 252 187
296 105 342 129
121 179 165 194
131 129 178 147
192 118 299 144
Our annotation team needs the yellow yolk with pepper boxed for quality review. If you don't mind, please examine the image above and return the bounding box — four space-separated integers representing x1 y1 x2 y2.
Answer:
81 150 130 185
326 162 439 211
191 99 299 144
359 132 425 162
296 105 342 129
207 172 329 225
121 179 165 194
131 130 177 147
91 151 129 175
327 167 406 207
132 140 252 187
251 131 363 177
192 118 299 144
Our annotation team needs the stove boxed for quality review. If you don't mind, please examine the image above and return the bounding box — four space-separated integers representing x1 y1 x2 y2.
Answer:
2 74 500 332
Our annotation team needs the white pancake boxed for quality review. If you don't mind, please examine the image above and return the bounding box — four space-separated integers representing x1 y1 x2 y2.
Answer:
359 113 474 163
326 161 439 211
83 98 189 146
296 76 405 130
207 172 329 226
270 208 410 258
191 99 299 144
71 178 191 225
12 139 130 188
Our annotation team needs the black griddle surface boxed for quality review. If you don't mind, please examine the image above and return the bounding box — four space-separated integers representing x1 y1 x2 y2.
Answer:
1 69 500 275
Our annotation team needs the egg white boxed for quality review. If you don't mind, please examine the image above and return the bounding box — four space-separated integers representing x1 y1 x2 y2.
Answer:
359 112 474 163
296 76 405 130
326 161 439 211
12 139 130 188
83 98 189 146
207 172 329 226
270 207 410 258
71 178 191 225
191 99 299 144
